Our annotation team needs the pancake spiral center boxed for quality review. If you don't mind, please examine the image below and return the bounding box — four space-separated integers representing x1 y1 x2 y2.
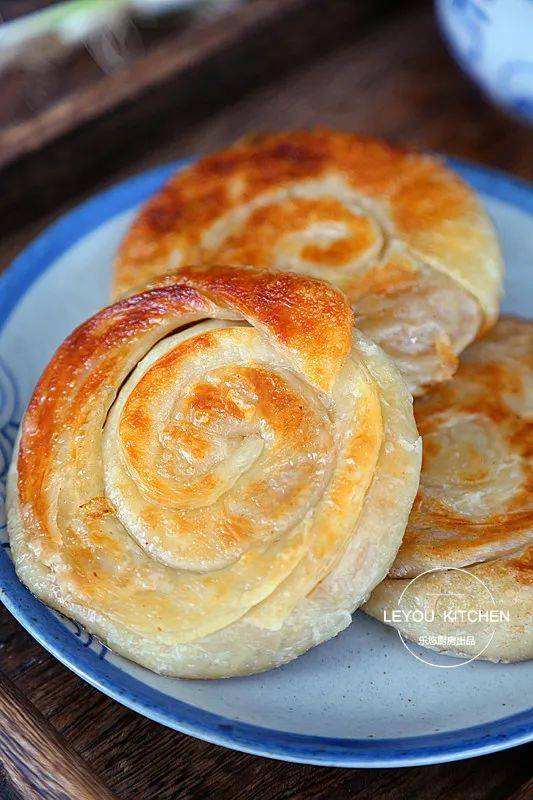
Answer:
103 322 335 572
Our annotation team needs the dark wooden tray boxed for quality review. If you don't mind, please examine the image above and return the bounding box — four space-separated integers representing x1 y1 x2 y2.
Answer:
0 0 398 234
1 2 532 798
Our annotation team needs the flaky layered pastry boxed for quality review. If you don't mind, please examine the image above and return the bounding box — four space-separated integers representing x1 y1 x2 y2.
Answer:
364 318 533 662
8 267 421 678
115 131 503 394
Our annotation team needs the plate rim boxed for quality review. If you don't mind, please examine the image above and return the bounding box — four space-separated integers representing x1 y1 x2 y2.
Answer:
1 156 532 768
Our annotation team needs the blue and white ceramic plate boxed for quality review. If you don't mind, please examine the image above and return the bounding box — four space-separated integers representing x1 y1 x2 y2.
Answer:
1 159 532 767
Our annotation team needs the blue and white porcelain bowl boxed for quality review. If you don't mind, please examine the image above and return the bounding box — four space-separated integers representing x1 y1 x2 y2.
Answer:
436 0 533 122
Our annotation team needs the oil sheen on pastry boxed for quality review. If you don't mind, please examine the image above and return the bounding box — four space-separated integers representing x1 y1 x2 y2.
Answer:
364 318 533 662
8 267 421 678
114 131 503 395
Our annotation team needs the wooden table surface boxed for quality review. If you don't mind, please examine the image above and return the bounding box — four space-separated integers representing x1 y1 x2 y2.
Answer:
1 3 532 798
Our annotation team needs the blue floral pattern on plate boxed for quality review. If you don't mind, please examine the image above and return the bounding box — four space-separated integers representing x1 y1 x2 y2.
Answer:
0 159 531 766
0 357 109 660
0 358 19 540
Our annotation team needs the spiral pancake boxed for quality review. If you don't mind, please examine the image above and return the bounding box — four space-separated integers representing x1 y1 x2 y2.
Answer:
8 267 421 677
364 318 533 662
114 131 503 395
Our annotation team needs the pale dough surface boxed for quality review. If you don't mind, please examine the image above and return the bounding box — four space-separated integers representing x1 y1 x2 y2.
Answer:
114 131 503 394
364 318 533 663
8 267 421 677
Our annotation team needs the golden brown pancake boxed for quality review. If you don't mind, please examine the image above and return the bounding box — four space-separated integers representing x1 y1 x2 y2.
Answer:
8 266 421 678
364 317 533 662
114 131 503 394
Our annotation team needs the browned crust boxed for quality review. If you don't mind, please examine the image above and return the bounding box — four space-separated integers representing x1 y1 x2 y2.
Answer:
392 316 533 577
18 267 354 546
114 130 502 329
147 265 354 391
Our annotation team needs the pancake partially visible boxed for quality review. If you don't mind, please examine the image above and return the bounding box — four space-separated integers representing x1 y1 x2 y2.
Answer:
114 131 503 394
364 317 533 662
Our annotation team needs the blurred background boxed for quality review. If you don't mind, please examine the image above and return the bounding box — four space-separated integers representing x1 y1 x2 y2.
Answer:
0 4 532 799
0 0 532 266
